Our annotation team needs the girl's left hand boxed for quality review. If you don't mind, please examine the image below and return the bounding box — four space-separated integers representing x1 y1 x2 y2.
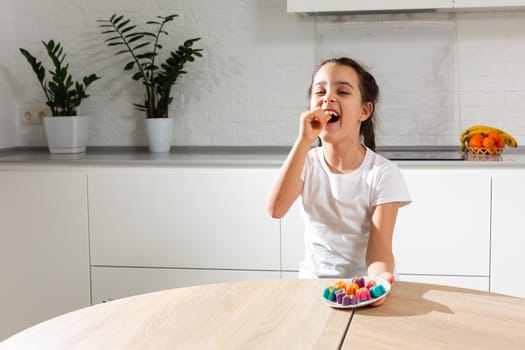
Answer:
370 272 394 307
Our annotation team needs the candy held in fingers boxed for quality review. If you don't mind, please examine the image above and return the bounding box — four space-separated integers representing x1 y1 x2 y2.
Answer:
311 119 322 130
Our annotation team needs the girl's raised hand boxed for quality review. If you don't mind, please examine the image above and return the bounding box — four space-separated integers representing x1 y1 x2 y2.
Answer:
298 107 330 144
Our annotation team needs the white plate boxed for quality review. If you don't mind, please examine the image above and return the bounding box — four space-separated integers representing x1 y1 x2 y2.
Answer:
321 276 391 309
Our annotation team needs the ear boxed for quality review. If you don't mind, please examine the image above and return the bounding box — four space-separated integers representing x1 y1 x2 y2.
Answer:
359 102 374 122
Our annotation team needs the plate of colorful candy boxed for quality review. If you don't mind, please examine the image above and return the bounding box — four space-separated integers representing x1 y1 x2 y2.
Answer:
322 276 391 309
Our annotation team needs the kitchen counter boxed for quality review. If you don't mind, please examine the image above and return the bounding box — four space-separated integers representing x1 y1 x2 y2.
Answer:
2 146 525 167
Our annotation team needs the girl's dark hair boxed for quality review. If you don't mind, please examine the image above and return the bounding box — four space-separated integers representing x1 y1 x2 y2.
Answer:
308 57 379 151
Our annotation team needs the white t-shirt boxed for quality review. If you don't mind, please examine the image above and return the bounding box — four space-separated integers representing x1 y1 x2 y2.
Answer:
298 146 411 279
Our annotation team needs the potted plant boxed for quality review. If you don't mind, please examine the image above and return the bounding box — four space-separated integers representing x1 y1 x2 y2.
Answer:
98 13 203 152
20 40 101 154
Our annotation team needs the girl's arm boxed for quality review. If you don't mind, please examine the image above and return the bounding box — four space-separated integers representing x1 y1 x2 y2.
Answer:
266 108 329 218
366 201 400 305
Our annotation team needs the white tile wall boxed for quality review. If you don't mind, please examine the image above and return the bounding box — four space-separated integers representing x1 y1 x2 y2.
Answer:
6 0 525 148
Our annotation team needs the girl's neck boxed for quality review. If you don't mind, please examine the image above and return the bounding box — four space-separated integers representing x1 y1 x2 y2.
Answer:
322 142 366 174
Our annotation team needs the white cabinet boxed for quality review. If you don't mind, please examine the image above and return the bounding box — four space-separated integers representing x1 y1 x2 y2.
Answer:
281 199 305 272
394 168 491 278
88 167 280 295
0 170 90 340
281 167 491 291
287 0 452 13
491 171 525 298
91 267 280 304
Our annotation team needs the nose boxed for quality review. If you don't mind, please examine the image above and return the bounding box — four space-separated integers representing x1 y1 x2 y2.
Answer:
323 96 335 103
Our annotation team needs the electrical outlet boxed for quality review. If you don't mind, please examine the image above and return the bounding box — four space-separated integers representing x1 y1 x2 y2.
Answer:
20 107 48 124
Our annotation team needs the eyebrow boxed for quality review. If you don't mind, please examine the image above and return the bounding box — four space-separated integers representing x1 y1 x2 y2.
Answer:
314 81 355 89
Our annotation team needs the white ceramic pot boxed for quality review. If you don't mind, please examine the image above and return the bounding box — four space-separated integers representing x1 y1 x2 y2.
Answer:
145 118 173 153
43 116 89 154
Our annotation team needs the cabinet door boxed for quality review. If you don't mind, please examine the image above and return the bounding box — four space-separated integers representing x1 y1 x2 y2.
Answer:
394 168 491 277
0 170 90 340
491 172 525 297
88 168 280 270
281 199 305 271
91 267 281 304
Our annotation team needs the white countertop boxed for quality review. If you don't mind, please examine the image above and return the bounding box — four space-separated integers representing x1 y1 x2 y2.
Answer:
1 146 525 168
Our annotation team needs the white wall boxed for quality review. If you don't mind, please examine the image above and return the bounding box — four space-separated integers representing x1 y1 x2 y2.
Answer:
5 0 525 148
0 0 16 148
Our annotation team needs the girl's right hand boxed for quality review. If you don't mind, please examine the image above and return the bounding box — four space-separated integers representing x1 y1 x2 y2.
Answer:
298 107 330 144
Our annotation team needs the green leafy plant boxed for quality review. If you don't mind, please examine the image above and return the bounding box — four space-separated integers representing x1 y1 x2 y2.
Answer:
98 13 203 118
19 40 101 116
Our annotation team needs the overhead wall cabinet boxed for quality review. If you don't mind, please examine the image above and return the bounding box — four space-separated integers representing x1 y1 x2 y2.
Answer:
453 0 525 9
286 0 525 13
287 0 452 13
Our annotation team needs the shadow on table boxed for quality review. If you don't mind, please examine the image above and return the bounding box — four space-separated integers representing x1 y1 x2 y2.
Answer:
356 281 490 317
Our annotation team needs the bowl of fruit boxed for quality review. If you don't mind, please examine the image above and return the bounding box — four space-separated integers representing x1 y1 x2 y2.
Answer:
460 125 517 159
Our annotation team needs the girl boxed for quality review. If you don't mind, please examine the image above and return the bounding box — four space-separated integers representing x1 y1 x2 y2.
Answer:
267 57 411 304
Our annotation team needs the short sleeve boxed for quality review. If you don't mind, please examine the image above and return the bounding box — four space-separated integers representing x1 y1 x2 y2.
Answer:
371 164 411 208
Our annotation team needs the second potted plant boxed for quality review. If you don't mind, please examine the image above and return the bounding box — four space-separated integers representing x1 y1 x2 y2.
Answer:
20 40 101 153
99 13 203 152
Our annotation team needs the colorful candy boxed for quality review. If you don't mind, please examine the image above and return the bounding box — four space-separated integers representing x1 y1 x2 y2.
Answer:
352 276 365 288
370 284 386 298
356 287 371 301
323 276 389 306
342 295 358 306
365 280 376 289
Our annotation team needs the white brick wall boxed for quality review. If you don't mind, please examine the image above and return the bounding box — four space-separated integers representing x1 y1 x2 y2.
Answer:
7 0 525 147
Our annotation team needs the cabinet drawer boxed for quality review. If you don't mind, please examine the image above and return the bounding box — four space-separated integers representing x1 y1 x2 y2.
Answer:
88 168 280 270
91 266 281 304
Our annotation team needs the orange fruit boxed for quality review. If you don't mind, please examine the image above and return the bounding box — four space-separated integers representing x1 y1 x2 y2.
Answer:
482 136 495 148
488 131 502 144
496 139 505 148
468 134 484 148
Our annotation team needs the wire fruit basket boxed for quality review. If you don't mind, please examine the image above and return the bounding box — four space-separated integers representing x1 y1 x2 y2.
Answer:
465 147 504 161
466 147 504 156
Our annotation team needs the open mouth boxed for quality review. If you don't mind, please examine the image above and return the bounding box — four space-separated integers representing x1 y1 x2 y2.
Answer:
325 110 340 124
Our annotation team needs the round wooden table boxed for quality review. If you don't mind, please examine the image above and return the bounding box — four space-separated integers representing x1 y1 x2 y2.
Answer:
1 279 524 349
